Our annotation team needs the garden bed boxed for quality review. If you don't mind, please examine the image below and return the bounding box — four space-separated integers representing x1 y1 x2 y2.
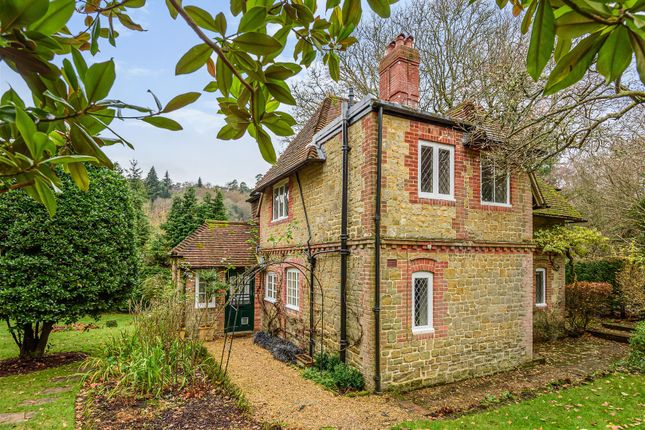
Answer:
78 383 263 430
0 352 87 377
394 334 630 418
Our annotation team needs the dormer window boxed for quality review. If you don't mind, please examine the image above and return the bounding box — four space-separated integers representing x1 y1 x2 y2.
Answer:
272 180 289 221
418 141 454 200
481 158 510 206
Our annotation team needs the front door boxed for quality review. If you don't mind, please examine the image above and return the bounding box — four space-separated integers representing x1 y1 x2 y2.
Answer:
225 271 254 333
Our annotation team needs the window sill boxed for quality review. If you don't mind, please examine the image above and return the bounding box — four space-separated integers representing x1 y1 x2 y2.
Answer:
419 193 455 202
270 217 289 224
412 326 435 335
535 303 547 308
285 304 299 312
195 304 216 309
481 201 512 208
264 297 276 304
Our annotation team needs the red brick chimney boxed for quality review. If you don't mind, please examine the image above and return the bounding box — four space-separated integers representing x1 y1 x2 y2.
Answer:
378 34 420 108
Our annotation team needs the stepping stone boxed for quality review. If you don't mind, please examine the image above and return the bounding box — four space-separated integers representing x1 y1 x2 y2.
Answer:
19 398 56 406
40 386 71 395
0 412 35 424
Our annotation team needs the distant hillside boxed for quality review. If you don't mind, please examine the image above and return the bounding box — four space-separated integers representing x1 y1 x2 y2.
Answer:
145 186 252 231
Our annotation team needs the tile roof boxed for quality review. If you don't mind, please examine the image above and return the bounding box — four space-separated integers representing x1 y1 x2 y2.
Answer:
253 95 343 191
169 221 256 268
532 176 586 222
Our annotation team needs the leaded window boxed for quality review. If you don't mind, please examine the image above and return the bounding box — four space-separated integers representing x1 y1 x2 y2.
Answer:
412 271 433 332
535 268 546 306
481 158 510 205
419 141 454 200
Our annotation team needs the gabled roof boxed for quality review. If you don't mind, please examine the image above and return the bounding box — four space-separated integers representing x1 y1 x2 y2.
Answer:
170 221 256 268
253 96 343 191
532 176 585 222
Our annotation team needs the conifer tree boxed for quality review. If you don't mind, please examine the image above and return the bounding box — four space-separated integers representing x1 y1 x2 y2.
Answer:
200 191 228 221
197 177 203 188
144 167 161 201
162 188 202 248
160 171 172 199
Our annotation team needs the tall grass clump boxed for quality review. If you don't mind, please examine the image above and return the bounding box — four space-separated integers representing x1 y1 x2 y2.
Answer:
302 351 365 393
84 292 221 398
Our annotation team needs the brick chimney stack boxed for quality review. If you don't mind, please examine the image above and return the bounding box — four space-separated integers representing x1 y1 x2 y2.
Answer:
378 33 420 108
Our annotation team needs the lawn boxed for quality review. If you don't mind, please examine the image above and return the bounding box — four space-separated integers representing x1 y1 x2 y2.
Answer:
0 314 133 429
394 372 645 430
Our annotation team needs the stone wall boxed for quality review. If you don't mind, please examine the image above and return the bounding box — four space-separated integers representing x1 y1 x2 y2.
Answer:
379 246 533 389
533 253 567 315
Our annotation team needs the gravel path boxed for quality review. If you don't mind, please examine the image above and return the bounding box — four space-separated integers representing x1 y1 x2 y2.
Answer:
206 338 421 430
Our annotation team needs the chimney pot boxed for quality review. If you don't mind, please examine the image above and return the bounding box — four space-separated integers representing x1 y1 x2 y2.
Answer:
378 33 420 108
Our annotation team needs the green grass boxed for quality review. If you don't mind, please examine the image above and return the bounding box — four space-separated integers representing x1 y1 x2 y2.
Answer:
0 313 133 429
393 373 645 430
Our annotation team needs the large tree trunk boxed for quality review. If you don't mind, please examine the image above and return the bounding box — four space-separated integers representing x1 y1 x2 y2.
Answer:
19 322 54 360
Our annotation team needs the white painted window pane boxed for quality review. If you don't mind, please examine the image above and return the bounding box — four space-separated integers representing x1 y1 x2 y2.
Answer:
536 270 546 305
287 270 299 308
414 277 429 327
481 162 495 202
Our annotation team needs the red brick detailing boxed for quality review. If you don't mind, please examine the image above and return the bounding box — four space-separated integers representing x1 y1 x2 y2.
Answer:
267 177 294 226
387 259 397 268
378 34 420 108
394 256 449 341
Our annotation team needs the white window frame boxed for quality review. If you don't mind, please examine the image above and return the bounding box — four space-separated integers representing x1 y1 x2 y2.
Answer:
480 159 511 207
286 268 299 311
194 272 216 309
272 180 289 221
412 271 434 334
535 268 547 308
418 140 455 201
265 272 277 303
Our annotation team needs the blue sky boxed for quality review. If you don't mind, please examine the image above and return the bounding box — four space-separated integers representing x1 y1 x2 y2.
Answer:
0 2 291 186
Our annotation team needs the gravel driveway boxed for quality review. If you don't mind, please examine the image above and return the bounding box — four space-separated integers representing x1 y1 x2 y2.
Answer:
206 337 421 430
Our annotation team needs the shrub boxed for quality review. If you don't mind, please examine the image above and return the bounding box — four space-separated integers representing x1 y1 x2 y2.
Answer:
85 293 219 398
567 258 626 316
565 282 613 335
105 320 118 328
303 352 365 393
616 260 645 318
533 309 566 342
627 321 645 372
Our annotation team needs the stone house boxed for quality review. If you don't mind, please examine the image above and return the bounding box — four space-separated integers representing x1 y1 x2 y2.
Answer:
172 34 584 392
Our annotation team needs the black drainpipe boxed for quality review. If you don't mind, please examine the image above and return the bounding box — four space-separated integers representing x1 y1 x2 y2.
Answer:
374 106 383 393
339 89 353 363
295 172 316 358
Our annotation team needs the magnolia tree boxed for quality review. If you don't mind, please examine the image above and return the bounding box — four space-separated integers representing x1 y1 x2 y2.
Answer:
0 0 643 215
0 167 138 359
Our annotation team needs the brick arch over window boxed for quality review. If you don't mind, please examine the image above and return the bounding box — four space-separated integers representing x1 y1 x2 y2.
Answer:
396 256 449 341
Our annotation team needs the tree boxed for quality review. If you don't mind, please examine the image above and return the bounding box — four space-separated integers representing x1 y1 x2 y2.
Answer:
126 160 143 184
1 0 642 215
160 171 173 199
239 182 250 193
200 191 228 221
197 177 203 188
0 167 138 359
225 179 239 191
293 0 643 169
144 167 161 202
534 225 608 282
162 187 202 248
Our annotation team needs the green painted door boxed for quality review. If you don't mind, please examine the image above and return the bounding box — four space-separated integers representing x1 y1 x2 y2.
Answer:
225 271 254 333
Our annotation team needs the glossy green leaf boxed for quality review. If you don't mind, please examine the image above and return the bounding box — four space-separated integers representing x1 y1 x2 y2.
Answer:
185 5 218 32
166 0 180 19
544 32 605 95
628 29 645 84
0 0 48 30
597 26 632 83
71 48 88 79
44 155 97 164
342 0 362 27
217 124 246 140
216 56 233 97
255 125 276 164
527 0 555 80
175 43 212 75
554 37 571 61
83 60 116 103
29 0 74 35
15 108 37 158
233 33 283 56
33 175 56 216
265 80 296 105
367 0 390 18
326 0 341 9
521 0 537 34
238 6 266 33
162 92 201 113
328 52 340 81
555 11 604 39
214 12 227 35
142 116 183 131
67 162 90 191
